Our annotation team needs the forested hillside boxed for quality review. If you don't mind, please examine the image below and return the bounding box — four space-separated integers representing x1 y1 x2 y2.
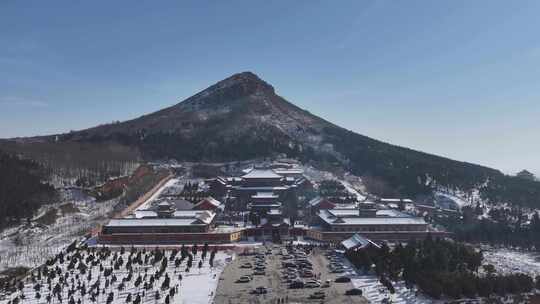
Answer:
324 127 540 207
0 150 57 229
0 140 140 187
2 72 539 207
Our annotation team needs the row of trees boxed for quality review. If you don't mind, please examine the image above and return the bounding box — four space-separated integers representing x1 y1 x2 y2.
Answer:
318 180 357 204
2 242 219 304
178 182 211 203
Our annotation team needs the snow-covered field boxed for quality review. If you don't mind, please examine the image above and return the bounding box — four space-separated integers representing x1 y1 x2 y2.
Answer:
352 276 434 304
0 246 233 304
482 247 540 277
0 189 116 273
345 247 540 304
331 252 435 304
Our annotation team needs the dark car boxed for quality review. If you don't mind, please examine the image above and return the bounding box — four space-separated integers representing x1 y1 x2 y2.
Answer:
309 291 326 299
289 281 304 289
252 286 268 295
345 288 363 295
335 276 351 283
283 262 297 268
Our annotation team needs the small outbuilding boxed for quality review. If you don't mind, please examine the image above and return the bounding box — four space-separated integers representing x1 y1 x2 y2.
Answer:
193 196 222 211
341 234 381 251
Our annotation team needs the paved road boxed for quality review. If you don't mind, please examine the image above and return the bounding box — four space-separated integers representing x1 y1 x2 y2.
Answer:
214 245 368 304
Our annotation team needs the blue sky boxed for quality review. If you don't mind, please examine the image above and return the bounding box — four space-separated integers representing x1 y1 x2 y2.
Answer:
1 0 539 176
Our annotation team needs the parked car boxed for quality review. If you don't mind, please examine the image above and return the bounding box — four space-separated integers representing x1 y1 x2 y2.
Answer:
289 281 304 289
253 270 266 275
304 281 321 288
298 263 313 269
236 276 251 283
309 291 326 299
321 280 331 288
240 263 253 268
300 271 314 278
252 286 268 295
331 268 345 273
345 288 363 296
283 262 297 268
335 276 351 283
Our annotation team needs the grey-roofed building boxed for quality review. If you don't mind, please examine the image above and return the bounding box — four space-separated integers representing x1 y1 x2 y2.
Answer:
102 209 216 234
317 208 427 233
341 234 381 250
304 206 444 243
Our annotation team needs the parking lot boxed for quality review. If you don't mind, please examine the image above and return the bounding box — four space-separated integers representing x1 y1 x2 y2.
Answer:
213 245 368 304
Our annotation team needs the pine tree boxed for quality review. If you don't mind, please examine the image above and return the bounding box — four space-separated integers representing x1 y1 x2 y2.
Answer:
106 292 114 304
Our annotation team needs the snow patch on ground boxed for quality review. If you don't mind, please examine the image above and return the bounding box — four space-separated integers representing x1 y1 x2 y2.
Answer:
0 189 115 273
435 191 470 209
341 180 366 202
352 276 434 304
482 247 540 277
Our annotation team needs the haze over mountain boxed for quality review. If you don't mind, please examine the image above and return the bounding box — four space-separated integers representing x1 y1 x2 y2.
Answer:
2 72 540 206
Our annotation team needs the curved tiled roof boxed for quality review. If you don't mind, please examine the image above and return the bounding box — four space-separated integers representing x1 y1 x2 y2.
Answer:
242 168 283 179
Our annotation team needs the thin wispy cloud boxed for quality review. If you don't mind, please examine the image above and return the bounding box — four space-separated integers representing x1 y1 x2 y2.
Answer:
0 96 48 107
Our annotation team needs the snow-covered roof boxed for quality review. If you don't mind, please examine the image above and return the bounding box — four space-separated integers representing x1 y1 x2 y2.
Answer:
242 168 283 179
327 208 410 218
133 210 158 218
249 202 282 209
273 169 304 175
106 217 208 227
129 210 215 224
308 197 326 207
375 209 411 217
195 196 222 208
318 209 426 226
232 186 289 191
252 192 279 199
341 234 381 250
158 201 171 207
226 177 243 182
260 218 290 227
380 198 414 203
268 208 282 215
333 203 358 209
